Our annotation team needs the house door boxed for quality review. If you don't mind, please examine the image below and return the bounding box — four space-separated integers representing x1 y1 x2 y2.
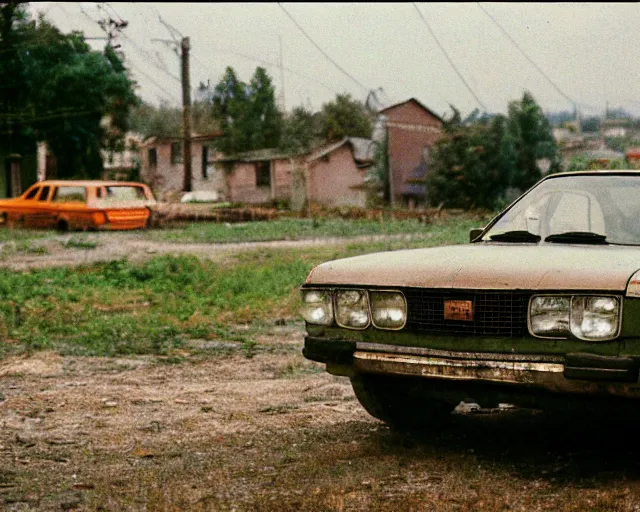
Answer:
6 156 22 197
4 158 11 198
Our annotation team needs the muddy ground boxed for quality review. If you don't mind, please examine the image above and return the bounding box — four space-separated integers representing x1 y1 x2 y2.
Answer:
3 233 640 511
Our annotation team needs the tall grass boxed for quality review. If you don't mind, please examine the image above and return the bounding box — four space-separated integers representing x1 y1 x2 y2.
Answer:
0 217 481 358
143 215 489 244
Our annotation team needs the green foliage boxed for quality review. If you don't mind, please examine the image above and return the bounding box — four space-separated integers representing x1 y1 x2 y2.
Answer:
0 5 139 179
129 100 218 140
427 92 560 209
129 101 182 138
319 93 373 142
212 66 282 155
508 92 560 191
604 136 640 154
365 133 390 207
566 155 628 173
581 116 601 133
427 109 517 209
279 106 320 155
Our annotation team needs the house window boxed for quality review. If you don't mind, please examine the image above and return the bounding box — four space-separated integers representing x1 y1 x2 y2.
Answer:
38 186 50 201
202 145 209 179
148 148 157 169
255 161 271 187
171 142 183 164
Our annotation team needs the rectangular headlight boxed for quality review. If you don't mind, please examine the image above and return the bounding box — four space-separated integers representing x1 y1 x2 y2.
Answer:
529 295 620 341
529 296 570 337
335 289 370 329
570 296 620 341
300 289 333 326
370 291 407 330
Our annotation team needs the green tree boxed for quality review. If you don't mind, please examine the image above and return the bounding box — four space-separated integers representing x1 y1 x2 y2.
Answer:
129 101 182 139
507 91 559 192
318 93 373 142
0 3 139 179
212 66 250 154
279 105 319 155
211 66 282 155
247 67 282 149
365 133 390 207
426 108 518 209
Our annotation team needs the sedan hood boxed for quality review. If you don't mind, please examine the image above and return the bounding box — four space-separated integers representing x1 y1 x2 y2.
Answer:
306 243 640 291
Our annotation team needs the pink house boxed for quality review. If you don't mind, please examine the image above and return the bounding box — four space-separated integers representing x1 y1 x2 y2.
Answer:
140 132 225 200
306 137 375 208
137 98 442 208
214 149 297 204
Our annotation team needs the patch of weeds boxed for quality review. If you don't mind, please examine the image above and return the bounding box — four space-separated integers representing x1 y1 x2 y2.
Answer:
61 236 98 250
258 404 299 414
156 355 188 365
276 361 324 378
243 339 257 359
0 240 48 256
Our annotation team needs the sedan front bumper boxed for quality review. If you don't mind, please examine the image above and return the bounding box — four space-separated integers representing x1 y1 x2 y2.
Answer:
305 337 640 398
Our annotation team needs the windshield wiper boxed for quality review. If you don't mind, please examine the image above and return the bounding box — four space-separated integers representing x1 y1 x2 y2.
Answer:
489 230 541 243
544 231 608 245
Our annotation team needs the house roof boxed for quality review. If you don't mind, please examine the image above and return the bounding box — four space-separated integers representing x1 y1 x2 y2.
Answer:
141 131 222 147
213 147 301 163
581 149 625 160
379 98 443 123
308 137 376 165
626 147 640 159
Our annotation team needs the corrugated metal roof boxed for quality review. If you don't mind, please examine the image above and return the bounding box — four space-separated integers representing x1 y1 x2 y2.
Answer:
308 137 375 164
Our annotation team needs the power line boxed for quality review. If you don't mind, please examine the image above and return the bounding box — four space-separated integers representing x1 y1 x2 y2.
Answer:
198 46 337 94
476 3 574 108
133 66 181 104
120 32 180 83
71 3 180 104
277 3 369 93
412 3 487 112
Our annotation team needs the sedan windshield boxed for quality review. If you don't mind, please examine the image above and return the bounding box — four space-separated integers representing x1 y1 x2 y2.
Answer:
482 174 640 246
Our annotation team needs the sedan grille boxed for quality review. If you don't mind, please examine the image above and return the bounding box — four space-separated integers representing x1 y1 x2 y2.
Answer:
402 289 531 338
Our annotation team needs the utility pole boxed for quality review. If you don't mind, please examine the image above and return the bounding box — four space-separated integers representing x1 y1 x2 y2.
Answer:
153 14 192 192
181 36 192 192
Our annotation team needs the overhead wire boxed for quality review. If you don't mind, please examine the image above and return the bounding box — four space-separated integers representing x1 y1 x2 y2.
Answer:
71 3 181 105
476 3 575 109
199 46 337 95
277 3 370 93
412 3 488 112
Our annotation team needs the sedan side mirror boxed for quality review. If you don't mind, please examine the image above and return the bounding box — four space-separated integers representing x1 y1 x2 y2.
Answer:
469 228 484 242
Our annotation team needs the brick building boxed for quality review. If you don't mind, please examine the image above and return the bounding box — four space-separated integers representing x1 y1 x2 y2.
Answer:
377 98 443 207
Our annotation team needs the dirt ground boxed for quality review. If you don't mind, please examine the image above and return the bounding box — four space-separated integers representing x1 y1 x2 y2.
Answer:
3 232 640 511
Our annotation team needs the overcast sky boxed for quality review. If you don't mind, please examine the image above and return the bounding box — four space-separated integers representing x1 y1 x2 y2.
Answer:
28 2 640 118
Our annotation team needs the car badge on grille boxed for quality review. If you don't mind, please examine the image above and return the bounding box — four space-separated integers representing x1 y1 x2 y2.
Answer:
444 300 474 321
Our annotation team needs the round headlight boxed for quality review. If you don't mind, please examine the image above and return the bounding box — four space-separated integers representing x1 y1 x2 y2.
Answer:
335 289 370 329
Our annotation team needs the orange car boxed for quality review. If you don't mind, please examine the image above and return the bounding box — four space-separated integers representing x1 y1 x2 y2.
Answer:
0 180 156 231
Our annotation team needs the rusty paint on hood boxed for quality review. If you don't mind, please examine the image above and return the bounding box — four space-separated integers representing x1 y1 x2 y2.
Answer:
306 243 640 291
